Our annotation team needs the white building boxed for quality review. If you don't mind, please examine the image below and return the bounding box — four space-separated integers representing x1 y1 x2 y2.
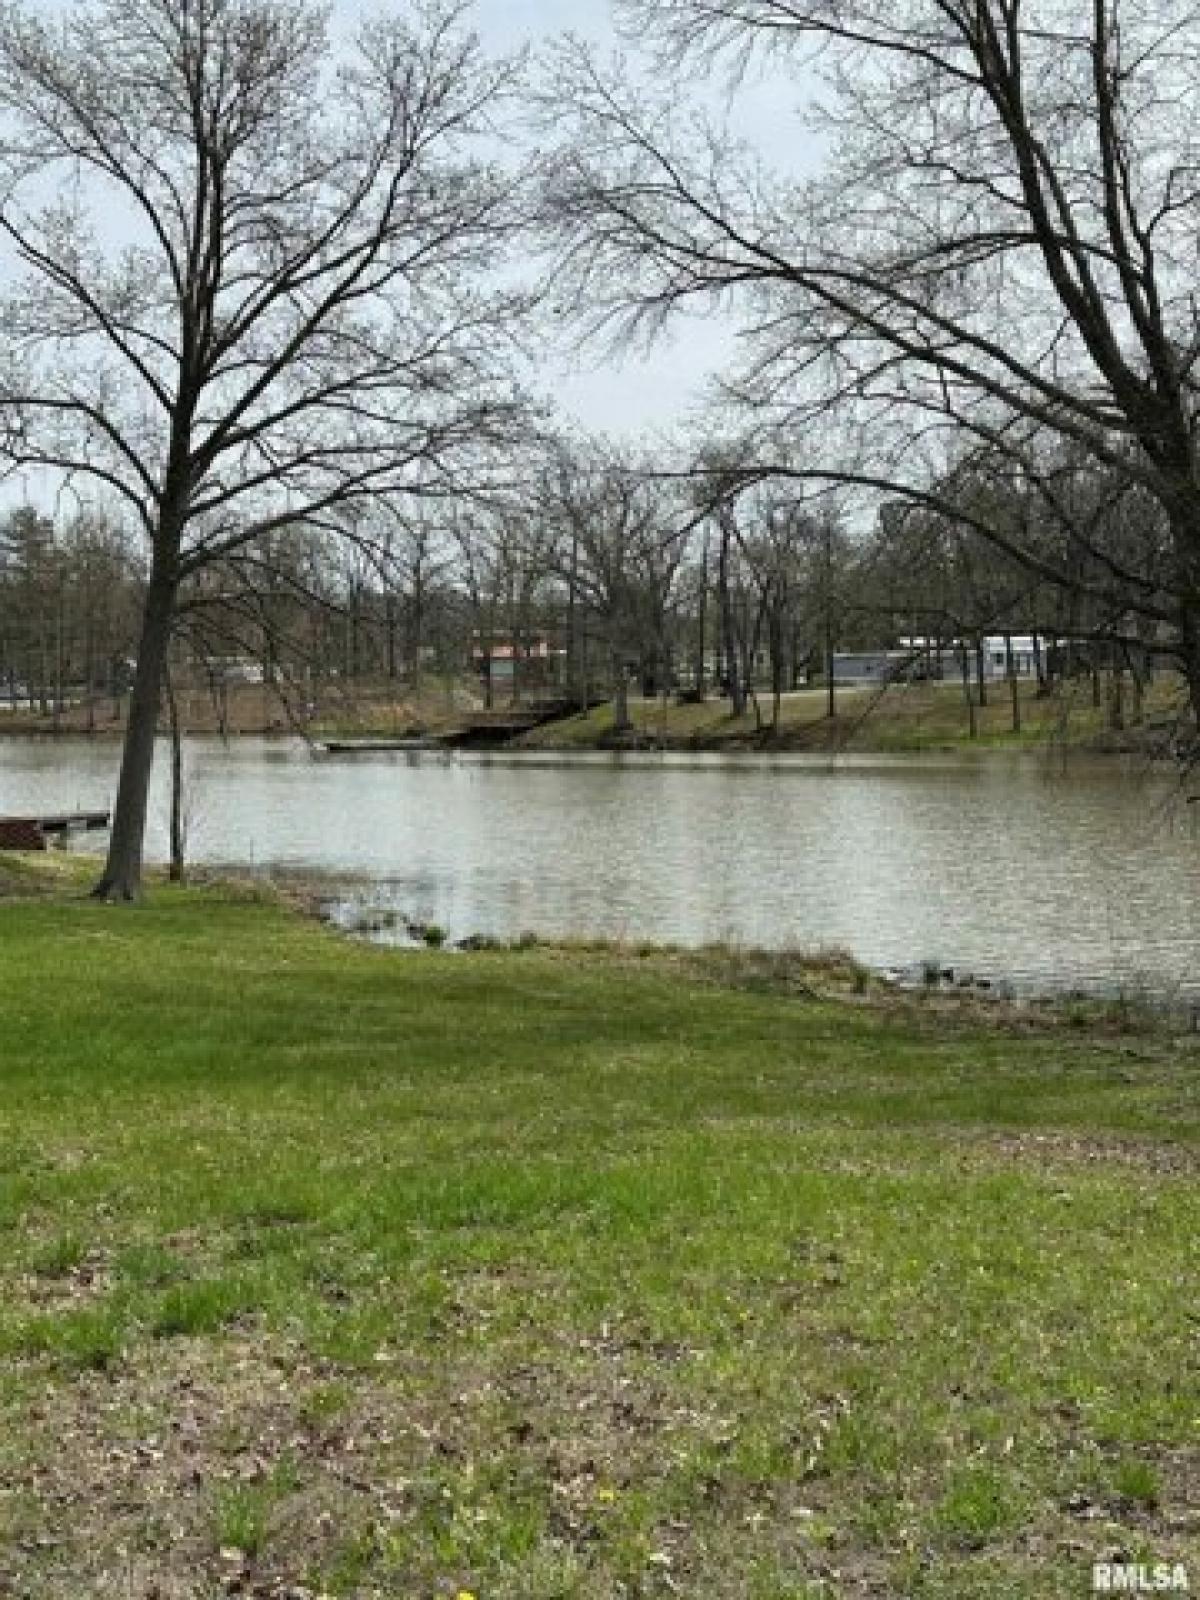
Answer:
899 635 1042 681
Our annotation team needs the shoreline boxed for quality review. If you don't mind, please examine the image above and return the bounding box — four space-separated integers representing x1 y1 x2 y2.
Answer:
0 716 1183 761
320 905 1200 1031
0 674 1191 758
9 853 1192 1034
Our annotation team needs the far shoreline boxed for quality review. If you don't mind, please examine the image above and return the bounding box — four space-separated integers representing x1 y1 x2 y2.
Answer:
0 672 1190 762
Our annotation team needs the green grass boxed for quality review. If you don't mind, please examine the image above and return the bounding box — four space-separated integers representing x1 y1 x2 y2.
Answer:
523 673 1189 755
0 871 1197 1596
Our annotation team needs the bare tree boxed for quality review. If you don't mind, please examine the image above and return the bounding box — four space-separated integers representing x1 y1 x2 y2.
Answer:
0 506 59 714
714 498 749 718
541 0 1200 748
542 442 690 735
451 509 505 707
0 0 530 896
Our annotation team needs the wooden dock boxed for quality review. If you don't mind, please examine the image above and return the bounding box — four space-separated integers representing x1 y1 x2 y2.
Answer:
0 811 110 851
319 738 445 755
317 698 590 755
442 697 585 748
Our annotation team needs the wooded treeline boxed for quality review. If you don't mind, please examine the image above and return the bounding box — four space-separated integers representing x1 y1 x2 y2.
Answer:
2 436 1164 740
0 0 1198 895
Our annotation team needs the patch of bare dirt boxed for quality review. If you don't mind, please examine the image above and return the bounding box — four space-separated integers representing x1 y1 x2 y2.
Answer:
957 1128 1200 1176
0 1338 402 1600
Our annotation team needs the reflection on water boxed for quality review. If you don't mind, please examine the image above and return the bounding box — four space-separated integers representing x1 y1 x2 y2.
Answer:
3 737 1199 998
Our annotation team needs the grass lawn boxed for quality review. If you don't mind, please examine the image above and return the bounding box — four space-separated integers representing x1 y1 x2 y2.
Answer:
0 867 1197 1597
522 675 1190 755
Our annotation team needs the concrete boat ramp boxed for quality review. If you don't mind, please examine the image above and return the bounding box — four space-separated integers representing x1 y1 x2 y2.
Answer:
318 697 585 755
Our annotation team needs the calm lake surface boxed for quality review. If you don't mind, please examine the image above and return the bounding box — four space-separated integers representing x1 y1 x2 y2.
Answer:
3 736 1199 998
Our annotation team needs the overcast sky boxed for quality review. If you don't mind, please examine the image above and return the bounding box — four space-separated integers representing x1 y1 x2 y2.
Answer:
4 0 818 487
464 0 815 441
16 0 819 444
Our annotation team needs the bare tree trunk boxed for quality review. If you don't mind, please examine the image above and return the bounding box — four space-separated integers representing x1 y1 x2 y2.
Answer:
717 514 744 716
825 609 836 720
960 644 977 739
695 538 709 698
1031 630 1048 696
974 636 988 708
504 578 519 707
93 566 177 901
747 589 768 733
769 600 784 732
164 661 186 883
566 537 579 702
1004 632 1021 733
84 608 96 734
612 648 631 733
384 591 399 680
514 600 530 708
37 619 49 715
739 594 757 716
1127 644 1145 724
52 580 64 734
823 522 837 719
579 615 590 712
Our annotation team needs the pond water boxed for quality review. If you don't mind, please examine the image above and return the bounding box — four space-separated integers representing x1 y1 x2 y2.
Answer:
3 736 1199 999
